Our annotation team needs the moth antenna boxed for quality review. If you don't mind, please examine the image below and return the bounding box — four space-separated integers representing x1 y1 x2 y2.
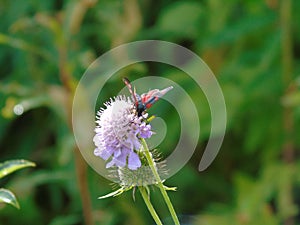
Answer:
123 77 139 104
132 86 138 104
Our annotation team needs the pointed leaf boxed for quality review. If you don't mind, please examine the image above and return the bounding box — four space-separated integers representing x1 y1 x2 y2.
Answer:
98 186 133 199
0 188 20 209
0 160 36 179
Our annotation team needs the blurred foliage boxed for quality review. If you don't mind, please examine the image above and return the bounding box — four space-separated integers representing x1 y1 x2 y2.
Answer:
0 160 35 209
0 0 300 225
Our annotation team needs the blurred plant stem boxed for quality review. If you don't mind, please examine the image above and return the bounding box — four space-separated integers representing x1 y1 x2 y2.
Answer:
111 0 141 47
59 54 94 225
59 52 94 225
281 0 294 162
280 0 295 224
58 2 95 224
67 0 97 35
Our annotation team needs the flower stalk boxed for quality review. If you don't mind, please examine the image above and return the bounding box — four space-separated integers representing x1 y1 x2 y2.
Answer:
94 90 179 225
141 138 180 225
139 186 163 225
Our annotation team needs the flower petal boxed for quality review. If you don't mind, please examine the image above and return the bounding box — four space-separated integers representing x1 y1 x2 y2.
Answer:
106 159 115 168
127 151 141 170
113 153 127 168
94 148 113 160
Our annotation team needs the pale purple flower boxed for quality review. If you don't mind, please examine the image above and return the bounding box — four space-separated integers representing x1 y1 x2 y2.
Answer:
93 96 152 170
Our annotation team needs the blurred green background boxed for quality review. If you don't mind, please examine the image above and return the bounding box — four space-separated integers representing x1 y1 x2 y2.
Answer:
1 0 300 224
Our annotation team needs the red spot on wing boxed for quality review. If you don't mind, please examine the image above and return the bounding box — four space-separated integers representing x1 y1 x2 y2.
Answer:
142 90 158 102
146 103 152 108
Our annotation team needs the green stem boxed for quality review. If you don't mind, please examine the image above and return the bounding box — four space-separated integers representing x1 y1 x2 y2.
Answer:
141 138 180 225
139 186 163 225
280 0 294 163
280 1 295 225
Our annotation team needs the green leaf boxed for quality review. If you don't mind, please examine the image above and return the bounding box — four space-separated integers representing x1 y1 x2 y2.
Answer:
0 160 36 179
0 33 52 60
205 12 275 47
156 2 203 39
0 188 20 209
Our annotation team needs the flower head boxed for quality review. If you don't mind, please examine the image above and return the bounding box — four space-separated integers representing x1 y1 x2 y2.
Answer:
93 96 152 170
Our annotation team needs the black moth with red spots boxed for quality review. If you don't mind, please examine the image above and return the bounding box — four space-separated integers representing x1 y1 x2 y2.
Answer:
122 77 173 116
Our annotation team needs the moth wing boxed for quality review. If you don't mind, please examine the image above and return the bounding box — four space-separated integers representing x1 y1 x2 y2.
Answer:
141 86 173 108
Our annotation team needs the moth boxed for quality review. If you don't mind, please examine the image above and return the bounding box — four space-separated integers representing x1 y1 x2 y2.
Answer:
122 77 173 116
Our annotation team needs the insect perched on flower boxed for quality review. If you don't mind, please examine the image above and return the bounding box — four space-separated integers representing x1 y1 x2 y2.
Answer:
122 77 173 116
93 96 153 170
